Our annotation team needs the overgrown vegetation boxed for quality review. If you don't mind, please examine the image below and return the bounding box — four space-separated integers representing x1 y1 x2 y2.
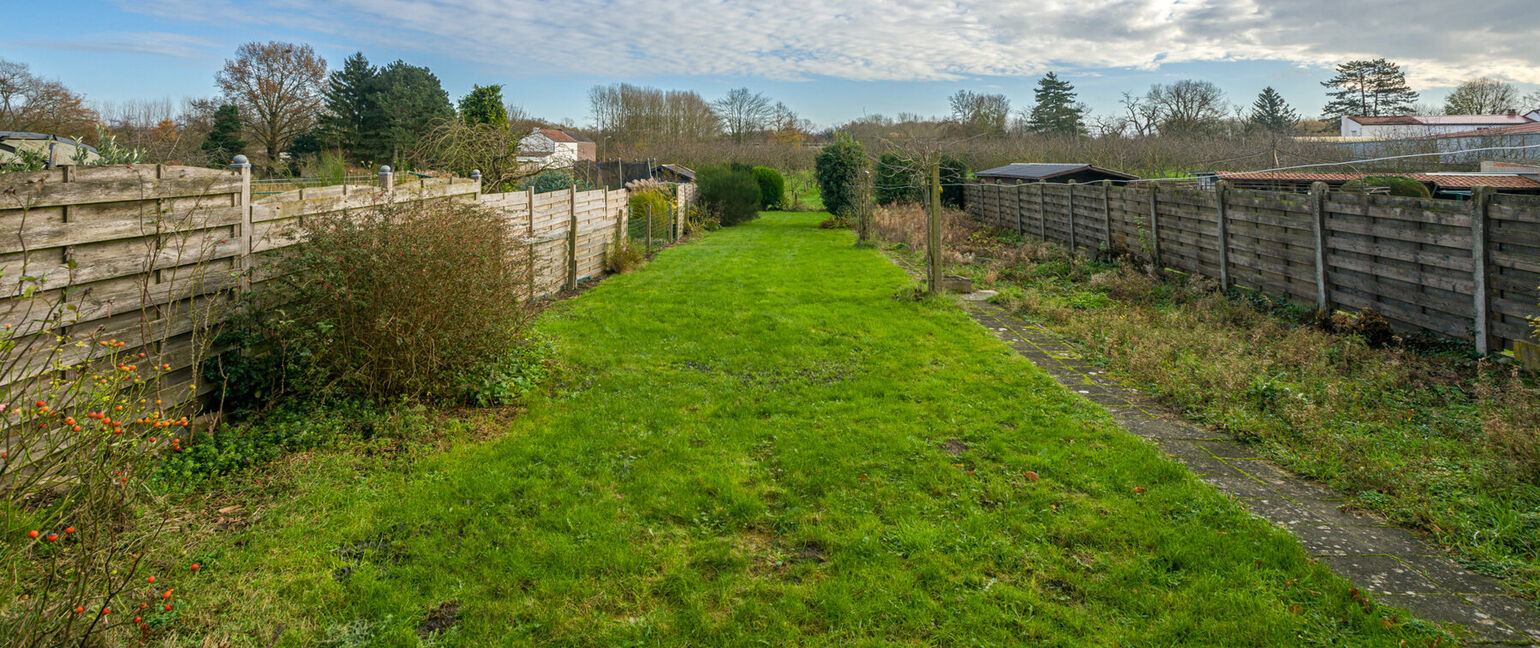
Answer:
209 199 537 406
1341 175 1432 198
876 202 1540 599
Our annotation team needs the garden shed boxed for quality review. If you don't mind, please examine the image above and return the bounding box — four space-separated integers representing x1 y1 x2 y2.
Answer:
974 163 1136 185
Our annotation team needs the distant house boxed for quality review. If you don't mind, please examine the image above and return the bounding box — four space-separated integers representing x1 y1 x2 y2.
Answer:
1340 113 1537 139
652 163 695 183
516 128 596 168
0 132 102 167
973 163 1137 185
1215 171 1540 198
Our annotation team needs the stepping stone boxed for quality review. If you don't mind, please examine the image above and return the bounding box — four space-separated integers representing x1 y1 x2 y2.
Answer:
1317 555 1440 594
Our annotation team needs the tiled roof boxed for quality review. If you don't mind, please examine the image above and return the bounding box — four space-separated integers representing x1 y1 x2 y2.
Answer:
539 128 576 143
1349 114 1536 127
1218 171 1540 189
1348 116 1422 126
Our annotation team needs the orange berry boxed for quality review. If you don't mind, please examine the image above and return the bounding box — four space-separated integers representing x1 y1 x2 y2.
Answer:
101 607 110 615
133 616 141 624
64 527 75 534
34 400 44 407
162 589 173 599
45 534 57 542
74 606 84 614
27 530 38 539
189 563 200 571
147 575 155 583
165 603 173 610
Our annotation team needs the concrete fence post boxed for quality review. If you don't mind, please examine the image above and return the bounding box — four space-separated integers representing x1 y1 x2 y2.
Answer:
567 186 579 290
1310 182 1330 312
1215 180 1231 291
379 165 394 194
1148 183 1161 270
1471 185 1493 355
1066 180 1077 251
230 155 253 275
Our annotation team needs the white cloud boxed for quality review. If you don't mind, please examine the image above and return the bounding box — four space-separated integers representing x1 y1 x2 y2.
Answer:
17 31 221 59
117 0 1540 87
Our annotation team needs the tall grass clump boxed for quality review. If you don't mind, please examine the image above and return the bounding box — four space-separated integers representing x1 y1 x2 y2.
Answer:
223 199 535 403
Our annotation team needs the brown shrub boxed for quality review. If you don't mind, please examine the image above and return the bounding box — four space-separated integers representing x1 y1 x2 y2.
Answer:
272 198 533 400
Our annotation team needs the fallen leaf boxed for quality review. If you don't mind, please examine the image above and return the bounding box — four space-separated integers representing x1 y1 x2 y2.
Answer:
1133 486 1146 494
1024 471 1040 482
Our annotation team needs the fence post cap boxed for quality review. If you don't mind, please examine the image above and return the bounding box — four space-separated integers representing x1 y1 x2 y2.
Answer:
228 155 250 169
379 165 392 174
471 169 482 179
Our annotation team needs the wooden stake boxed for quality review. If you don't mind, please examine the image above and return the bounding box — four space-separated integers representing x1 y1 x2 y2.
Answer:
1310 182 1329 312
1216 180 1230 291
927 158 943 294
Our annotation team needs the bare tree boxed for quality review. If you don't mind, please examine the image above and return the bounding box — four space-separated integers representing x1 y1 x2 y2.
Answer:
0 58 98 135
215 41 328 167
590 83 721 146
714 87 773 144
948 90 1010 136
1145 80 1228 136
1444 78 1520 114
1120 92 1159 137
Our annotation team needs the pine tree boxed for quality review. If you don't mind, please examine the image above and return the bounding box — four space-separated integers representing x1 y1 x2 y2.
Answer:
200 104 245 166
1247 87 1299 133
459 84 509 126
321 52 377 156
358 60 454 167
1026 72 1086 136
1321 58 1419 117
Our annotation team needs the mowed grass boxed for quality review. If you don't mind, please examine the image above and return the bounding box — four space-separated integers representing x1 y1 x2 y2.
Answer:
176 212 1444 646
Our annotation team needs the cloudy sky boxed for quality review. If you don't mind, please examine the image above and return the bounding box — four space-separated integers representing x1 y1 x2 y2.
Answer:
7 0 1539 127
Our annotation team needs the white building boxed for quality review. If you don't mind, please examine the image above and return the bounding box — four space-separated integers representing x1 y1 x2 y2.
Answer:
516 128 596 168
1340 112 1538 138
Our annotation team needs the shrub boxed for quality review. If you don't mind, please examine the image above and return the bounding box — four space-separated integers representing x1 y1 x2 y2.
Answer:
940 155 968 209
1 280 206 644
1341 176 1431 199
751 167 785 209
876 153 920 205
696 165 761 226
871 153 965 209
815 133 866 216
259 199 533 400
606 234 646 273
525 170 593 194
629 189 673 241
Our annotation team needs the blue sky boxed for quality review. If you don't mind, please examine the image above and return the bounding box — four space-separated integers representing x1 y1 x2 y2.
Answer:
6 0 1538 128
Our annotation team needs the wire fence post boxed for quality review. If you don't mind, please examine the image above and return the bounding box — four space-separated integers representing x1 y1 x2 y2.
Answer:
927 158 943 294
567 186 578 290
1037 180 1047 240
646 204 654 255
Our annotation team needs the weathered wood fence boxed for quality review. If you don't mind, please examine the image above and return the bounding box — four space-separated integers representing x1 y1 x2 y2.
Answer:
0 164 693 407
965 181 1540 354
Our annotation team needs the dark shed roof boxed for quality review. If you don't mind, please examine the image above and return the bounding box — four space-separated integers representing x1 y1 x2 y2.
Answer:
974 163 1136 181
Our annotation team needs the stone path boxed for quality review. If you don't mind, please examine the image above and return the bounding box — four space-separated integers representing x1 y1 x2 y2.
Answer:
957 295 1540 645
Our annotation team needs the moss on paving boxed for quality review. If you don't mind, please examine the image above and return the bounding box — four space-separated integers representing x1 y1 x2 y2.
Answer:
181 212 1445 646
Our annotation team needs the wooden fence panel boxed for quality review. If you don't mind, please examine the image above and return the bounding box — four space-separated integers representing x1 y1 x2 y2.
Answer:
964 181 1540 352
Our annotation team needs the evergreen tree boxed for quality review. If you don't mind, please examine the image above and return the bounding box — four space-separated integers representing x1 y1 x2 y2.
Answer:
1026 72 1086 136
814 133 866 217
1247 87 1300 133
459 84 509 125
360 60 454 166
1321 58 1419 117
200 104 246 166
321 52 377 156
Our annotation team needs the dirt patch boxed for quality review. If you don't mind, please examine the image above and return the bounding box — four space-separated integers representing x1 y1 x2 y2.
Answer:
942 438 969 456
795 540 828 564
417 600 461 638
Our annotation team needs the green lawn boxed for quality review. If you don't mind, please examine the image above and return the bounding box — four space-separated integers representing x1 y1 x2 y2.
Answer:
179 211 1443 646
